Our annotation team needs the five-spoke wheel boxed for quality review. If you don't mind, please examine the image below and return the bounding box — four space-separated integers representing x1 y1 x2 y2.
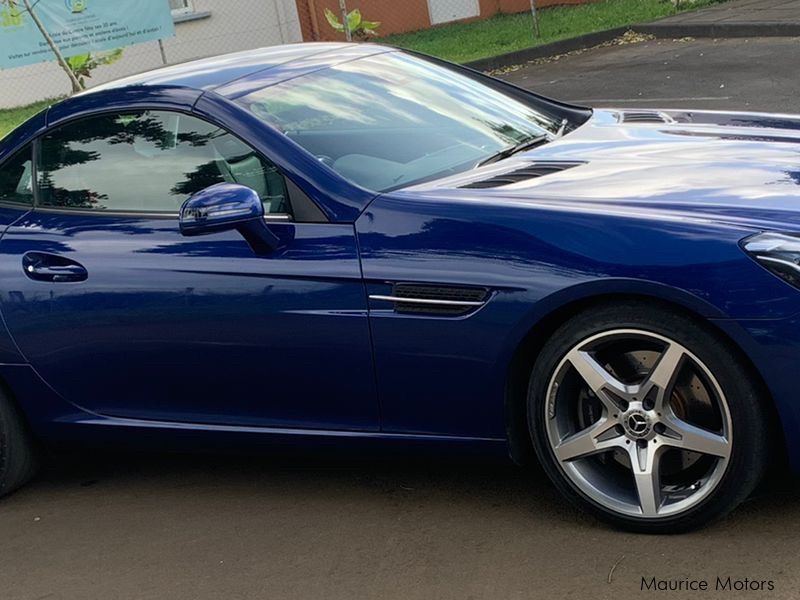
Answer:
529 303 769 533
547 330 731 518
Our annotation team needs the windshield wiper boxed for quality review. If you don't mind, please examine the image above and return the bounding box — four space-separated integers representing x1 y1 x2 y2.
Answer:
477 133 551 167
554 118 569 140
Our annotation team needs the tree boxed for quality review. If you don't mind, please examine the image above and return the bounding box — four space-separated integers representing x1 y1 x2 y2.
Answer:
324 7 380 41
18 0 83 93
1 0 124 94
529 0 541 38
66 49 123 88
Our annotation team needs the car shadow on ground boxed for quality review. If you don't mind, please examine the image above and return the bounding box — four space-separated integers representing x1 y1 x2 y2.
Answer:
4 449 800 600
15 448 800 533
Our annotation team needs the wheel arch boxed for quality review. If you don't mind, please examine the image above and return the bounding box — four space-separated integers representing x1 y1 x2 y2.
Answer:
504 287 786 469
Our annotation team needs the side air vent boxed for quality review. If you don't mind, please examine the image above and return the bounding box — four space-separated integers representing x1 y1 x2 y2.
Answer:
370 283 490 316
619 110 675 124
460 162 583 189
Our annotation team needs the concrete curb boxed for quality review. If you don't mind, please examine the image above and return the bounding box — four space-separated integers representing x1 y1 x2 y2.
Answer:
464 20 800 71
464 26 628 71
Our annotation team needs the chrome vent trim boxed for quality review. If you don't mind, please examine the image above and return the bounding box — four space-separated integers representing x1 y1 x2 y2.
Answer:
619 110 676 124
459 161 583 189
370 283 489 315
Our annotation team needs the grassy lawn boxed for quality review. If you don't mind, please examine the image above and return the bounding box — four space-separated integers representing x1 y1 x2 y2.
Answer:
0 98 55 141
382 0 727 63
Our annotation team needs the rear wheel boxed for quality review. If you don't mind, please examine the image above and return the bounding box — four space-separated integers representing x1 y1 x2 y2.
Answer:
0 388 38 498
528 303 769 533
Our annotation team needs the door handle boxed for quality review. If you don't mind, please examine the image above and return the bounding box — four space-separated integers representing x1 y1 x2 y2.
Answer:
22 252 88 283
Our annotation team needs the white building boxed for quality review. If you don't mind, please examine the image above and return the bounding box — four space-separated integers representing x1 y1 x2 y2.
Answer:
0 0 303 109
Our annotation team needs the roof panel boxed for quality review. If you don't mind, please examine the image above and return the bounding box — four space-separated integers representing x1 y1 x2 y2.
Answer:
85 43 352 94
214 44 395 100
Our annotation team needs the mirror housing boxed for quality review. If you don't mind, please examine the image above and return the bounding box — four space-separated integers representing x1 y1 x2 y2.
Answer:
179 183 280 253
180 183 263 235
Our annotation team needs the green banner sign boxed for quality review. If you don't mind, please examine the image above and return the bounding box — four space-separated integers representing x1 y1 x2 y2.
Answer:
0 0 175 69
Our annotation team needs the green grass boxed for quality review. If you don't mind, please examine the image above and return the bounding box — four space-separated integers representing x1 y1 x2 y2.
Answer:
0 98 56 141
382 0 728 63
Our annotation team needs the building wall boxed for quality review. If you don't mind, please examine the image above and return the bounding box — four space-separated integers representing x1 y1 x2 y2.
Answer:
296 0 596 41
0 0 303 109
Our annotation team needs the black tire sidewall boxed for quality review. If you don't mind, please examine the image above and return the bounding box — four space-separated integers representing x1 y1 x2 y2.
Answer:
0 389 37 497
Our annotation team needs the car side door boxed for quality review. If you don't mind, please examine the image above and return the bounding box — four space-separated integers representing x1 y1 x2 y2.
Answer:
0 109 378 431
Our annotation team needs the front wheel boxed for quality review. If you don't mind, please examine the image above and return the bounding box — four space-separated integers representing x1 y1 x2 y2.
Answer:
528 302 770 533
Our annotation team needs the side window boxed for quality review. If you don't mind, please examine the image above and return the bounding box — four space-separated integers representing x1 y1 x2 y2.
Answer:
37 111 290 215
0 145 34 206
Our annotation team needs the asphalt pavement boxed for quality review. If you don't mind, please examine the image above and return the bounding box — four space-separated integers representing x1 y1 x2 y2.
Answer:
2 36 800 600
640 0 800 37
2 452 800 600
500 36 800 114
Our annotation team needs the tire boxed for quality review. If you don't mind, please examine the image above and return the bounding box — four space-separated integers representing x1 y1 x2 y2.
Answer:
528 301 769 533
0 387 38 498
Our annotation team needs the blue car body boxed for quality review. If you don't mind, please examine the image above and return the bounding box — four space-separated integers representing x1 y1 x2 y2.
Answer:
1 43 800 469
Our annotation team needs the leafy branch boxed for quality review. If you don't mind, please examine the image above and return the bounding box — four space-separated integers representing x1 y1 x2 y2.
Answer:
66 49 124 88
324 8 380 40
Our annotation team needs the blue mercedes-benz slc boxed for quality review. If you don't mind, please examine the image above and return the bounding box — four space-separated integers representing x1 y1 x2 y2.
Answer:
1 43 799 532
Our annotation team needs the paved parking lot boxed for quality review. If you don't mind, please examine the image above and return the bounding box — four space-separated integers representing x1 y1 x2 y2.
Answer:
500 36 800 114
3 37 800 600
3 453 800 600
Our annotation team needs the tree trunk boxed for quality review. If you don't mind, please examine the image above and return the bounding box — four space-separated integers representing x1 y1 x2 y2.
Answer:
530 0 541 38
338 0 351 42
22 0 83 93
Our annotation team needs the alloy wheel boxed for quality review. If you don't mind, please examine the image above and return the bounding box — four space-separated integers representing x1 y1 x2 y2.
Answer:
544 329 732 519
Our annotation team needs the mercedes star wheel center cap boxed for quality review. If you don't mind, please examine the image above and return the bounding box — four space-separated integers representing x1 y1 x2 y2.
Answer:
625 411 652 438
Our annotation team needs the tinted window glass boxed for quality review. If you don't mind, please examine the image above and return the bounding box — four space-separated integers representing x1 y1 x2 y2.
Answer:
0 146 34 206
236 52 560 191
38 111 289 214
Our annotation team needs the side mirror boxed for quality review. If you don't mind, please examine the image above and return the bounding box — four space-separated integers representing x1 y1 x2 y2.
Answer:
179 183 280 253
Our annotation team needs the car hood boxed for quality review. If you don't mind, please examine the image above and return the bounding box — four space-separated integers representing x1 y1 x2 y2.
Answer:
405 109 800 230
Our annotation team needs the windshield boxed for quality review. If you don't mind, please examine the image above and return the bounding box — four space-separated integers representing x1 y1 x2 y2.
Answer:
235 51 562 192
